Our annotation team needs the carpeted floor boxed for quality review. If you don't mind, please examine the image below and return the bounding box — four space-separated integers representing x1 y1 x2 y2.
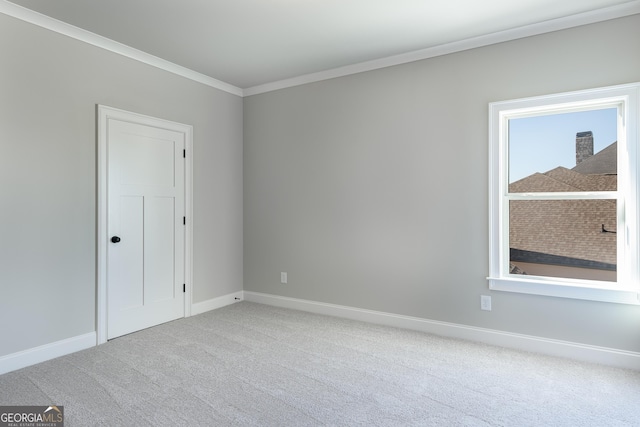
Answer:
1 301 639 426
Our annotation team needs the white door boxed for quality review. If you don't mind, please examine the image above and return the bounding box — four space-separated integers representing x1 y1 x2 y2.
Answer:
106 117 185 339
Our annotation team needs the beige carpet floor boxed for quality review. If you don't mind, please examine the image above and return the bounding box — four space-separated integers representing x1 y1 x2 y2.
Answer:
1 301 639 426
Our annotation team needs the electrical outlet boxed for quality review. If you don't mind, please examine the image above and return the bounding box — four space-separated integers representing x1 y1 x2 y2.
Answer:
280 272 288 284
480 295 492 311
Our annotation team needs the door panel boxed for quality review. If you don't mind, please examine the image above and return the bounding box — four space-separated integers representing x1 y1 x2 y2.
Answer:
107 118 185 339
144 196 176 303
117 195 144 310
119 134 176 187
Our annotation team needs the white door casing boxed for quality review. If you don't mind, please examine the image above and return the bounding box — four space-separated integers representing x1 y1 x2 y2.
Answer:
97 105 193 344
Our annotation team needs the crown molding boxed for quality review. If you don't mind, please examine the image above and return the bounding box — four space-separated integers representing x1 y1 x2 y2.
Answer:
0 0 243 97
243 0 640 96
2 0 639 98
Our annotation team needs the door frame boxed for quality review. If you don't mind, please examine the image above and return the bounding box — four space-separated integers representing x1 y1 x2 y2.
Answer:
96 105 193 345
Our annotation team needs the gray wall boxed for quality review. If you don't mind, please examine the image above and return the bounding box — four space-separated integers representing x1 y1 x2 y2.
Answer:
0 14 243 357
244 15 640 352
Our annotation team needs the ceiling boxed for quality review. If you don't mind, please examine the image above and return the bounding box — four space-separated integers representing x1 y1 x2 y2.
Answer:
5 0 639 91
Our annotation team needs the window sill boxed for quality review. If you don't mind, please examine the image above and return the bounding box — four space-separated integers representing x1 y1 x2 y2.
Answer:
487 276 640 305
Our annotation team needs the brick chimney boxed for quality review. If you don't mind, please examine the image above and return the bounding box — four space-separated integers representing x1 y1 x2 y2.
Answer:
576 131 594 165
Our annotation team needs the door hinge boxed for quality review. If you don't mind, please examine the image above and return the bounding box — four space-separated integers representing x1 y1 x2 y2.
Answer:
183 284 186 293
183 149 186 158
183 216 186 225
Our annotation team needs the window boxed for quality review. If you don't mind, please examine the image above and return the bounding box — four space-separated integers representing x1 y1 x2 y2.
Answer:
488 83 640 304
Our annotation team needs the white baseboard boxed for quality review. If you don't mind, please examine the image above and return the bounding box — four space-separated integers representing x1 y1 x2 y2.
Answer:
3 293 636 375
243 291 640 371
0 292 243 376
0 332 96 375
191 290 244 316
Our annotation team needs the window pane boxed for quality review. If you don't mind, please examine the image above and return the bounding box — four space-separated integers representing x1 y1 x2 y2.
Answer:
508 109 617 192
509 199 616 282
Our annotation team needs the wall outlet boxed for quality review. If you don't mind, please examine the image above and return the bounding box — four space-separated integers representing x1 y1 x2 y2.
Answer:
480 295 492 311
280 272 288 284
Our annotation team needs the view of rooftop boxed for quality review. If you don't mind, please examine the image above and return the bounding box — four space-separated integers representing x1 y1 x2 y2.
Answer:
508 108 617 183
509 131 617 282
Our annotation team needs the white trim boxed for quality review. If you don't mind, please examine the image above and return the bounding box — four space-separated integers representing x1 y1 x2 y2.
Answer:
0 332 96 375
2 0 638 98
488 82 640 304
191 291 244 316
97 105 194 344
243 1 640 96
243 291 640 371
488 276 640 305
0 0 242 97
184 128 194 318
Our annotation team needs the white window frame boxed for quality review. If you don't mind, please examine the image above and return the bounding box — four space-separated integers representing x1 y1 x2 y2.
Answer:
488 83 640 305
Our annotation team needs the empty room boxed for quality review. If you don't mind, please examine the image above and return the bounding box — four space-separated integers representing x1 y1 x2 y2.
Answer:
1 0 640 425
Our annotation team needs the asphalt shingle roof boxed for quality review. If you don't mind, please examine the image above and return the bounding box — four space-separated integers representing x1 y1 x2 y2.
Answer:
509 142 617 267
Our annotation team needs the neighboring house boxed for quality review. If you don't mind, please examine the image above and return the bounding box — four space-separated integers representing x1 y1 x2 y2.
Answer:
508 133 617 282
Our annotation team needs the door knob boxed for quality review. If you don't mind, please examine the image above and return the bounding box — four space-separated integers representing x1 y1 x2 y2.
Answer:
111 236 121 243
